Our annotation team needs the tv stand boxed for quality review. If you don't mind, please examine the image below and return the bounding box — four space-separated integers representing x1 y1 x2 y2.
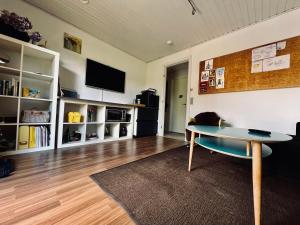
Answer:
57 97 142 149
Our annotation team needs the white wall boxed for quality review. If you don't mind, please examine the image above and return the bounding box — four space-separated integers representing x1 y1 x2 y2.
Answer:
146 9 300 136
2 0 146 104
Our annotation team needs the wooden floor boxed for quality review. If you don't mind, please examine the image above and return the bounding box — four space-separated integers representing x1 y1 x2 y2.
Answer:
0 137 185 225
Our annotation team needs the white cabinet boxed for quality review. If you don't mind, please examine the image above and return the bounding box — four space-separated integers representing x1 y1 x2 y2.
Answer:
57 98 135 148
0 34 59 155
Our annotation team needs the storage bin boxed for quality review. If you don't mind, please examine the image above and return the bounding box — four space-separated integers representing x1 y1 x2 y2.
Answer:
67 112 81 123
22 110 50 123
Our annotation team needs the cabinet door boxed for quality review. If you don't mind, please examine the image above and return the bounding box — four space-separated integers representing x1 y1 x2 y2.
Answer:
137 108 158 121
135 121 157 137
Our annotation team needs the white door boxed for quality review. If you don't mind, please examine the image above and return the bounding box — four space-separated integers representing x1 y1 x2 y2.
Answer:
169 76 187 133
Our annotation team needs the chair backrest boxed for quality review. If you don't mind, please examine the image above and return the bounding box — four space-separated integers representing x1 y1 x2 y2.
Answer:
194 112 221 126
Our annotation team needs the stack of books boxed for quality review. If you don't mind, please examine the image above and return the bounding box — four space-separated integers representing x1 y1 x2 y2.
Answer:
0 78 20 96
19 126 49 150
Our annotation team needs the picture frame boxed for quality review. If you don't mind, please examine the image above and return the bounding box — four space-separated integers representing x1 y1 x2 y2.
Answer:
64 33 82 54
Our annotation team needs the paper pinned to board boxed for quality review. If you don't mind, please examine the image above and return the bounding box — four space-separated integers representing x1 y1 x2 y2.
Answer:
216 78 224 89
200 82 208 93
201 71 210 82
251 60 263 73
205 59 213 70
252 43 277 61
215 67 225 89
262 54 290 72
209 78 215 87
277 41 286 50
216 67 225 78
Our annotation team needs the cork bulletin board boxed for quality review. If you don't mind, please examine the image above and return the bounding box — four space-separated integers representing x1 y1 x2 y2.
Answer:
198 36 300 95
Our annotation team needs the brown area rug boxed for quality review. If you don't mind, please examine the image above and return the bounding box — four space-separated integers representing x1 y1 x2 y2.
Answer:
91 146 300 225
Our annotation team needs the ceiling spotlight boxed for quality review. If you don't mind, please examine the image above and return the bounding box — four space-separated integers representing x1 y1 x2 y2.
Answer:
166 40 173 46
80 0 89 4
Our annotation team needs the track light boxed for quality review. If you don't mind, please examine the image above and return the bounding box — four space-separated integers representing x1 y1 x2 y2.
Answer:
188 0 198 15
192 8 196 15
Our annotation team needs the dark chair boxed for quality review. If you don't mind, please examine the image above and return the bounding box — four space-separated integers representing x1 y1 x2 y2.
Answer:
186 112 223 141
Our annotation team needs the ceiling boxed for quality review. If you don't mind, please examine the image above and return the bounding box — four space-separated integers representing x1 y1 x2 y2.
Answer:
25 0 300 62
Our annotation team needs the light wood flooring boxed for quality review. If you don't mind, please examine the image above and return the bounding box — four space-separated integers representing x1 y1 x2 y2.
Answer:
0 137 185 225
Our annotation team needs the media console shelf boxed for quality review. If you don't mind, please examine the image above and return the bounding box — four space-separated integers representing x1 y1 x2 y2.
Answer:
57 97 138 149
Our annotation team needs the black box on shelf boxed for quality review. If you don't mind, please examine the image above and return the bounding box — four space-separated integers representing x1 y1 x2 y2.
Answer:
61 89 78 98
0 117 17 123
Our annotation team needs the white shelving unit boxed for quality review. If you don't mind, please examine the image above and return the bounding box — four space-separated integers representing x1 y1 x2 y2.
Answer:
57 98 135 148
0 34 59 156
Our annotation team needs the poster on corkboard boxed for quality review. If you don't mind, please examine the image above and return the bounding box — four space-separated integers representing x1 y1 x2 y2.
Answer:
198 36 300 95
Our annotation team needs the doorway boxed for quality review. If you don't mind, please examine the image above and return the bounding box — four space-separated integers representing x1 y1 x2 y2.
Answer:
164 62 188 140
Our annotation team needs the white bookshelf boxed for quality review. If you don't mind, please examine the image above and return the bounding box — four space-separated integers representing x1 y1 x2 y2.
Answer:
57 98 135 148
0 34 59 156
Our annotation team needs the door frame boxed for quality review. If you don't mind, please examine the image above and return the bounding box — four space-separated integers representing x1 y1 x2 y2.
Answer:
162 56 192 136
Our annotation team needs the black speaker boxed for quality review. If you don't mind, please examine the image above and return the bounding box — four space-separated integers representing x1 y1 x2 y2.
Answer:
136 93 159 108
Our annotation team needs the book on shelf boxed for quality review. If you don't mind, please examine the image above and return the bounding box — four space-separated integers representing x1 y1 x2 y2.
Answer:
0 79 19 96
19 125 49 150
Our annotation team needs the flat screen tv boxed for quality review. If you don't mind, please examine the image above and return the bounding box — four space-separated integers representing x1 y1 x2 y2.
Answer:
85 58 125 93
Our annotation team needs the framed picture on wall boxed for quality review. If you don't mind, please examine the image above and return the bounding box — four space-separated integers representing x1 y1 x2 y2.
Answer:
64 33 82 54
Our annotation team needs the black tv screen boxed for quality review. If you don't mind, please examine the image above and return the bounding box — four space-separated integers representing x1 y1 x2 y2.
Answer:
85 58 125 93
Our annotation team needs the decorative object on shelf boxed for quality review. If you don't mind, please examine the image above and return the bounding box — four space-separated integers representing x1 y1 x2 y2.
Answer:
86 132 98 140
67 112 81 123
72 131 81 142
105 126 110 137
29 31 42 44
38 40 47 48
88 106 96 122
64 32 82 54
63 129 81 143
0 10 42 43
22 87 40 98
28 88 40 98
119 126 127 137
22 87 29 97
21 110 50 123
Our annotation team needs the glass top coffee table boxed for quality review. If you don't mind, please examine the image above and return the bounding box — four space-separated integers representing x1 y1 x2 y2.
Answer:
186 125 292 225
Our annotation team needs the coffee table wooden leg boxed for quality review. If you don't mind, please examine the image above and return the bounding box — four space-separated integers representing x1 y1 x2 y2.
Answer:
246 141 251 157
188 131 195 172
252 141 262 225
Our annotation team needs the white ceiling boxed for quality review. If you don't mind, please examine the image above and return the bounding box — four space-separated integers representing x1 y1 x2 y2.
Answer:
25 0 300 62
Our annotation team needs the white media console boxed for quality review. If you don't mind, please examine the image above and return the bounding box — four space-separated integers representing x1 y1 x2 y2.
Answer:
57 97 141 149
